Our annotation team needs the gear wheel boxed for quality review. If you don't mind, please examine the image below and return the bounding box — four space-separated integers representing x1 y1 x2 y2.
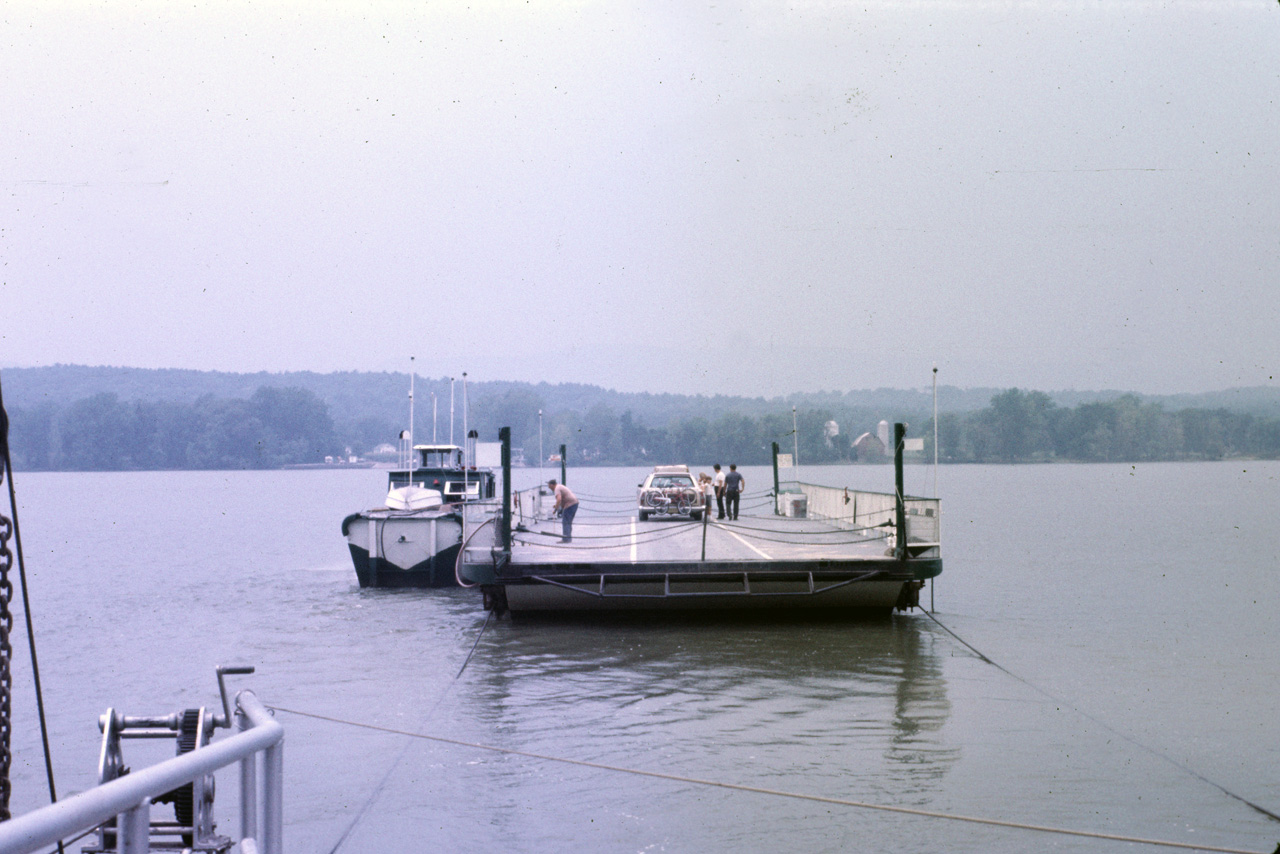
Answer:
156 709 201 845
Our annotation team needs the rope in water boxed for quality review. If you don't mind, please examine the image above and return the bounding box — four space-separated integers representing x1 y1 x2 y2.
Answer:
323 610 493 854
270 703 1271 854
922 609 1280 828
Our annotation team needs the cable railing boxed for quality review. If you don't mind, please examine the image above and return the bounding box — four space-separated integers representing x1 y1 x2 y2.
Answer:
0 690 284 854
780 481 940 552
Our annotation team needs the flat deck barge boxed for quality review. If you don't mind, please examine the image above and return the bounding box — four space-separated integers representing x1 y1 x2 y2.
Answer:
461 425 941 615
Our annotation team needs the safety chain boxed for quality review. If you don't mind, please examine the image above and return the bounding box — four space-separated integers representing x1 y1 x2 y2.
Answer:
0 416 12 821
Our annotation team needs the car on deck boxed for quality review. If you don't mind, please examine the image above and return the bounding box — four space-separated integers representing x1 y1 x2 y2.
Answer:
637 465 702 521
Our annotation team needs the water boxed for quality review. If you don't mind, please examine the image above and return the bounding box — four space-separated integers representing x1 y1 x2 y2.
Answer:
4 462 1278 852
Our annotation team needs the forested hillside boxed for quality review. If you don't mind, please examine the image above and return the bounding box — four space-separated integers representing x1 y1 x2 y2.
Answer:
3 366 1280 470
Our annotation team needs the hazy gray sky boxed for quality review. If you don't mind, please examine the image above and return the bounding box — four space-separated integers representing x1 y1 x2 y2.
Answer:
3 0 1277 397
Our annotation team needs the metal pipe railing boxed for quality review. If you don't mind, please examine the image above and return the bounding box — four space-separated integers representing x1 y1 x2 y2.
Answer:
0 690 284 854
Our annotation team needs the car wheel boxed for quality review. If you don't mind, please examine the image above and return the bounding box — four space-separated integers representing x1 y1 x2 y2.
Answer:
639 511 649 521
691 510 702 521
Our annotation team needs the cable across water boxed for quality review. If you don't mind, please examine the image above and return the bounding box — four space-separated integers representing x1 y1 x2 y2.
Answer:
923 609 1280 828
272 703 1274 854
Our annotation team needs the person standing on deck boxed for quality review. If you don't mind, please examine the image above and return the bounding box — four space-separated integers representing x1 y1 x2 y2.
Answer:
699 473 715 516
723 464 744 520
548 479 579 542
712 464 727 519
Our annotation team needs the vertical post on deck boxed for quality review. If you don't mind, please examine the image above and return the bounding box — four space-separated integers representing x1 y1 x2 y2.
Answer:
120 797 151 854
894 423 907 561
792 406 799 471
500 427 512 555
559 444 567 485
932 365 939 612
263 740 283 854
240 714 258 844
771 442 781 515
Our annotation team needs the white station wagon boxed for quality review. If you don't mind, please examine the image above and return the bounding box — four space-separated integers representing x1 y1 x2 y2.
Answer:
637 465 702 521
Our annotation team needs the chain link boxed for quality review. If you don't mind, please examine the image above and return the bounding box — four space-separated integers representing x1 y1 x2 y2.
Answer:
0 487 13 820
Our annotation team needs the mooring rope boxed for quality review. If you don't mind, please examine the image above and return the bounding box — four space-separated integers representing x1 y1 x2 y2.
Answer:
32 825 97 854
323 610 494 854
270 703 1272 854
512 522 704 552
516 522 699 544
922 609 1280 827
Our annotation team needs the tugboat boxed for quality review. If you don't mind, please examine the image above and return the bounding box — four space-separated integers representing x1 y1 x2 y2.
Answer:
341 436 496 588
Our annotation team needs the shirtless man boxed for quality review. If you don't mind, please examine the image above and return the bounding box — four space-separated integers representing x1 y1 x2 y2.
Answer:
548 479 579 542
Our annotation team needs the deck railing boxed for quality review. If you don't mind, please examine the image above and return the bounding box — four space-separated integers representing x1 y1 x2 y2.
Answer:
0 690 284 854
512 485 553 524
781 481 940 550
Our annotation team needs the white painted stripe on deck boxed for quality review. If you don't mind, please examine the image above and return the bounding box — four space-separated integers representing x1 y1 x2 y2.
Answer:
720 524 772 560
630 518 638 563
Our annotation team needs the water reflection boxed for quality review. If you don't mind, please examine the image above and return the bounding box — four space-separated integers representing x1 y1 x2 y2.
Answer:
416 613 958 849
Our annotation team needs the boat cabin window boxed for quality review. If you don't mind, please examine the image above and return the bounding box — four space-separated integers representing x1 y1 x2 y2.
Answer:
443 480 482 498
418 448 464 469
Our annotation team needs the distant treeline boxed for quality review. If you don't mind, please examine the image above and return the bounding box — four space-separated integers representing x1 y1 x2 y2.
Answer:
7 388 339 471
933 389 1280 463
4 383 1280 471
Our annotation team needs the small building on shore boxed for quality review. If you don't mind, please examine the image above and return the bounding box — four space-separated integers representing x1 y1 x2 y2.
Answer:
852 431 887 462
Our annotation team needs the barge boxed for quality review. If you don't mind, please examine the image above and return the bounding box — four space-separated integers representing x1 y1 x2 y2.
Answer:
460 424 941 615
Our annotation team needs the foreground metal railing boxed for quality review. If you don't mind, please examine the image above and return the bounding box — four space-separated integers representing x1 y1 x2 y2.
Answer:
0 690 283 854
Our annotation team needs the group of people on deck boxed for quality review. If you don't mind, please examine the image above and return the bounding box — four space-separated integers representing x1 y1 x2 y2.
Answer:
698 463 744 521
550 463 745 544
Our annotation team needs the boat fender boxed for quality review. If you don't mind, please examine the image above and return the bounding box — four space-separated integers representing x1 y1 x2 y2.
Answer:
341 512 363 537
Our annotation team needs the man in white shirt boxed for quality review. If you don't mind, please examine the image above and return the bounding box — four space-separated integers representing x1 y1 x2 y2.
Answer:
712 464 726 519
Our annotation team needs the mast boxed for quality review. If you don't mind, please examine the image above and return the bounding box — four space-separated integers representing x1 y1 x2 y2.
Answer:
894 422 907 561
468 371 473 496
408 356 415 469
792 405 799 472
932 365 939 497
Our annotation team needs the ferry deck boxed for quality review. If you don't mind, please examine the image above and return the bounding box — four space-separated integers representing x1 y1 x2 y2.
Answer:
460 432 941 615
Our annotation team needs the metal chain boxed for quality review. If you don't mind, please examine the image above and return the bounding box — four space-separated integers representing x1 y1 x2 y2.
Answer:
0 381 62 847
0 458 13 821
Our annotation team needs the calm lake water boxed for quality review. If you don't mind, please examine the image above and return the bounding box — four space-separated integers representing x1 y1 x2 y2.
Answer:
4 461 1278 852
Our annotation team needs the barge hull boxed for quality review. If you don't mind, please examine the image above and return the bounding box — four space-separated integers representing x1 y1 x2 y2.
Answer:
498 578 912 612
481 557 937 614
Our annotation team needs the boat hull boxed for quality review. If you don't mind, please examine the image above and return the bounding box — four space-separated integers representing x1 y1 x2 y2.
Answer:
342 510 464 588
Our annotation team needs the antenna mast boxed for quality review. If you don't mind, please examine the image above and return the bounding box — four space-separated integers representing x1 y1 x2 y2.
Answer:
792 405 799 471
932 365 939 497
408 356 415 468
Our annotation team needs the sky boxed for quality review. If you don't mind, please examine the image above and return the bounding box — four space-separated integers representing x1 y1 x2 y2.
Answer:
2 0 1278 398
